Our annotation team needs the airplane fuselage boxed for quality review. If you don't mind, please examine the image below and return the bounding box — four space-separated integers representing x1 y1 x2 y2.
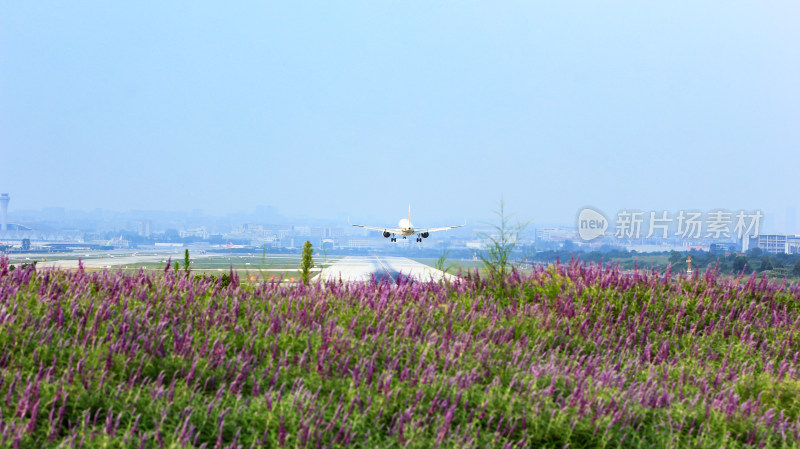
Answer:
397 218 414 236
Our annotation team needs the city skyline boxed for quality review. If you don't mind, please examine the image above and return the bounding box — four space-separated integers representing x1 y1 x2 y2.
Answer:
2 194 800 240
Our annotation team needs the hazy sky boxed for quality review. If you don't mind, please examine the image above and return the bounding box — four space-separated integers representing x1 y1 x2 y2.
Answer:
2 2 798 227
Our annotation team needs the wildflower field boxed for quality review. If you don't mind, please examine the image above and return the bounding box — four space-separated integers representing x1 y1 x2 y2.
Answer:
1 257 800 448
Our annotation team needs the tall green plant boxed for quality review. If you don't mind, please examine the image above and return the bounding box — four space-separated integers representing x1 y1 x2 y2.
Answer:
183 249 191 273
435 249 451 274
300 240 314 285
478 199 528 282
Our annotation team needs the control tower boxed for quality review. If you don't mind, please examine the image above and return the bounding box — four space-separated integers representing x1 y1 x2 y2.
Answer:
0 193 8 231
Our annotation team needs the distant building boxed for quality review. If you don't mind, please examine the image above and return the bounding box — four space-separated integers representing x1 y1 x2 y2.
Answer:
138 220 152 237
345 239 377 249
746 234 800 254
2 223 32 231
251 237 279 249
179 227 209 239
292 226 311 235
241 223 264 232
107 238 130 249
465 241 484 250
535 227 576 242
709 242 738 254
791 237 800 255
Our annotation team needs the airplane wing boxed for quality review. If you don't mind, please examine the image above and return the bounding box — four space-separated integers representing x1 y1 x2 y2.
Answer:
351 224 403 233
417 223 466 233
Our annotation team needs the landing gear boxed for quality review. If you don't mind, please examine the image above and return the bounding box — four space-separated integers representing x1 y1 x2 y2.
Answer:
390 237 396 242
415 237 422 242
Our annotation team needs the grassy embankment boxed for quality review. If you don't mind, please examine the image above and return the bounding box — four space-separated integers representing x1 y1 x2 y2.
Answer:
1 258 800 448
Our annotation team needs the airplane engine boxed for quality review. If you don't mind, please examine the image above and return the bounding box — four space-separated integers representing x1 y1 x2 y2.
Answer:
421 232 429 238
382 231 391 238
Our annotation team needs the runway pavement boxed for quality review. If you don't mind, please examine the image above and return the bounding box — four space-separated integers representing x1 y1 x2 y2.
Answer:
317 256 458 283
31 252 202 270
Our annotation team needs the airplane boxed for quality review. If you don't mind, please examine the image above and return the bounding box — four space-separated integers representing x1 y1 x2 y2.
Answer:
351 205 465 242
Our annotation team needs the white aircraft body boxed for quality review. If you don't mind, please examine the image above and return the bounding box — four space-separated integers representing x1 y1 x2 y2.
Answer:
351 206 464 242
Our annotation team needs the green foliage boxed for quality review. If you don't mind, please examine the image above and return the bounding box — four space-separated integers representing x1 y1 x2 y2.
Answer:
434 249 451 273
173 261 180 272
733 255 748 273
300 240 314 285
183 248 191 273
478 199 528 283
794 260 800 276
760 257 774 272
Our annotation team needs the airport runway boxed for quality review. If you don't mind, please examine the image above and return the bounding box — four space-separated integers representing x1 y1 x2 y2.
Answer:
28 253 456 284
31 252 200 270
317 256 457 283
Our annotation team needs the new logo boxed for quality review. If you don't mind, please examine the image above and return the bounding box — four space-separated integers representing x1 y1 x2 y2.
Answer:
578 208 608 241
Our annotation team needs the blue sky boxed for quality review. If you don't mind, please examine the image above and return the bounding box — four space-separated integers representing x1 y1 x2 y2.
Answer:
1 2 798 228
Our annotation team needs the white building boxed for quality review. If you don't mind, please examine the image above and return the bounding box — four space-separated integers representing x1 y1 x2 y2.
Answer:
179 227 209 239
747 234 800 254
